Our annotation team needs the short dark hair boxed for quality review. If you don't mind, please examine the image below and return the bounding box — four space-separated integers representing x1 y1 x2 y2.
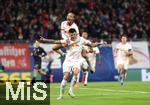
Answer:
121 34 128 38
120 34 128 41
68 28 76 33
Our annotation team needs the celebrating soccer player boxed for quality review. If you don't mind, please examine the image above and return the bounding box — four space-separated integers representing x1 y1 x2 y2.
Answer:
40 28 104 99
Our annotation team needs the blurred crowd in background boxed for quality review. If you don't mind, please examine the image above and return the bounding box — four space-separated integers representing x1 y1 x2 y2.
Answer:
0 0 149 42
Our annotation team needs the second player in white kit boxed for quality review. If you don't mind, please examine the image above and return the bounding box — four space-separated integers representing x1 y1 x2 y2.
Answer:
114 35 133 86
61 12 79 39
75 32 100 87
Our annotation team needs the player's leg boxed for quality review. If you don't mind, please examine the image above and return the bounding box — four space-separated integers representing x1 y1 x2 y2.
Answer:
117 64 124 86
80 58 89 86
117 64 123 80
38 69 46 76
82 49 93 73
83 64 95 86
74 71 80 88
46 61 53 83
39 60 52 82
83 60 95 86
57 61 71 100
32 68 38 83
83 71 89 86
122 69 127 80
68 67 79 97
38 68 51 83
122 63 128 81
116 59 123 81
31 63 40 85
57 72 70 100
38 63 50 81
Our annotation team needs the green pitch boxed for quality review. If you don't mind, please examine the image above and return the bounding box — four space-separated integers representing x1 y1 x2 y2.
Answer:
50 82 150 105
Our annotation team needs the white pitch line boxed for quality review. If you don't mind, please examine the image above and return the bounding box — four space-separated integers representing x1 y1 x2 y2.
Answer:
50 86 150 94
80 87 150 94
50 94 113 97
50 92 147 98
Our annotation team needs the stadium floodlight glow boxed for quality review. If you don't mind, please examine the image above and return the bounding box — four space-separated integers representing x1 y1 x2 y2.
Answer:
6 82 47 100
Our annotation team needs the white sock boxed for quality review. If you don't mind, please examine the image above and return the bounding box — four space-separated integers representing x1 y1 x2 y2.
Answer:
69 76 77 93
84 71 89 84
59 79 67 96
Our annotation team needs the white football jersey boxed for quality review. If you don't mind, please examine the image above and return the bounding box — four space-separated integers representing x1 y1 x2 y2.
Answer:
116 42 132 61
60 36 91 62
61 21 79 39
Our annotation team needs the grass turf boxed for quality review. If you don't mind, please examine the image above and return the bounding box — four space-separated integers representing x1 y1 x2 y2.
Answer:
0 81 150 105
50 81 150 105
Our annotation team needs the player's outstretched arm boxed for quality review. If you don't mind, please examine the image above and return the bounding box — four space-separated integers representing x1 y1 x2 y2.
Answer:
87 41 107 47
40 36 61 44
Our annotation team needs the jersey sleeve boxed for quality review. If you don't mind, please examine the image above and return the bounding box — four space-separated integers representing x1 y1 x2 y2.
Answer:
61 22 67 39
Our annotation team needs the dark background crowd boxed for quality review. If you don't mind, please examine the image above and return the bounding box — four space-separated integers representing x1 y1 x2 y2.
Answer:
0 0 149 42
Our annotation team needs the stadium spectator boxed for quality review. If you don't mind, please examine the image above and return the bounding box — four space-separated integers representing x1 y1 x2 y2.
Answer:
0 0 149 42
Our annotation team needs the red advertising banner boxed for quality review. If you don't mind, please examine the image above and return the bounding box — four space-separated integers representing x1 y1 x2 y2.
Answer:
0 43 30 70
